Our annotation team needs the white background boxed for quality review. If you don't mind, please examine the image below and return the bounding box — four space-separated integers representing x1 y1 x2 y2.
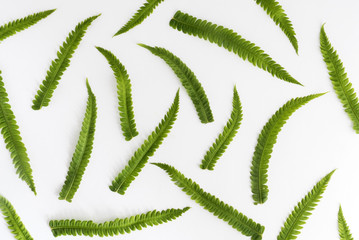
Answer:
0 0 358 239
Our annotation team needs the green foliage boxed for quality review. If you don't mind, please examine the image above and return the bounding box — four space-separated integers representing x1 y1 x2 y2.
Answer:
169 11 301 86
58 80 97 202
338 205 354 240
0 9 55 42
49 207 189 237
152 163 265 240
96 46 138 140
250 93 325 205
139 43 214 123
200 86 242 170
109 91 179 195
277 170 335 240
0 195 33 240
32 14 100 110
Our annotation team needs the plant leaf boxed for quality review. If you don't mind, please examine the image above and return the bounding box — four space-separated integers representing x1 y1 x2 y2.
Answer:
114 0 165 36
169 10 301 86
277 170 335 240
152 163 265 239
58 80 97 202
96 46 138 140
32 14 100 110
109 90 179 195
200 86 242 170
0 9 55 42
49 207 189 237
0 195 33 240
338 205 354 240
320 25 359 133
250 93 325 205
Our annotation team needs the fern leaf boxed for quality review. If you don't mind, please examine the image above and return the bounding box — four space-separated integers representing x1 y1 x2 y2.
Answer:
58 80 97 202
152 163 265 239
277 170 335 240
254 0 298 53
96 46 138 140
139 43 214 123
0 195 33 240
338 205 354 240
0 71 36 194
49 207 189 237
32 14 100 110
250 93 325 205
0 9 55 42
169 11 301 86
114 0 165 36
320 25 359 133
109 90 179 195
200 86 242 170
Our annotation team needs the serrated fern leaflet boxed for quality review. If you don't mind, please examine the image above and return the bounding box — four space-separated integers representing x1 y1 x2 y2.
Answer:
169 11 301 86
338 205 354 240
96 46 138 140
49 207 189 237
32 14 99 110
277 170 335 240
200 86 242 170
109 90 179 195
58 80 97 202
139 43 214 123
152 163 265 240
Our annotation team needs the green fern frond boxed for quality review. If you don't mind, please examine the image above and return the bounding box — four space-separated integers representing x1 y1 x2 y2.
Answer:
254 0 298 53
49 207 189 237
139 43 214 123
277 170 335 240
0 71 36 194
250 93 325 205
32 14 100 110
0 9 55 42
169 11 301 86
109 90 179 195
338 205 354 240
200 86 242 170
58 80 97 202
114 0 165 36
320 25 359 133
96 46 138 140
152 163 265 239
0 195 33 240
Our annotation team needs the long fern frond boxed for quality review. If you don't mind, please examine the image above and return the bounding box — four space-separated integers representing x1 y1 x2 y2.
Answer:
169 11 301 86
96 46 138 140
109 90 179 195
139 43 214 123
49 207 189 237
58 80 97 202
200 86 242 170
152 163 265 240
338 205 354 240
250 93 325 205
277 170 335 240
32 14 100 110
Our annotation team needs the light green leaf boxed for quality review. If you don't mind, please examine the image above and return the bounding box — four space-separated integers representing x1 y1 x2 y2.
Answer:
338 205 354 240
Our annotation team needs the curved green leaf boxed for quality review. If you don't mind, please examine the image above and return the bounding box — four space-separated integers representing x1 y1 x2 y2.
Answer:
338 205 354 240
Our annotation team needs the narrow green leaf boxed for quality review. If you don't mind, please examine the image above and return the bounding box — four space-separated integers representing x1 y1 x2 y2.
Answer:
338 205 354 240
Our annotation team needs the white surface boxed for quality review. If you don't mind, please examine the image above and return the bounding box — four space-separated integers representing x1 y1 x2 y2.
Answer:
0 0 358 239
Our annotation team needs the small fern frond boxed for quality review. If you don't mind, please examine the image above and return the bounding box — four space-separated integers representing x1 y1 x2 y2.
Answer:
338 205 354 240
152 163 265 239
0 9 55 42
109 90 179 195
139 43 214 123
0 195 33 240
114 0 165 36
96 46 138 140
277 170 335 240
320 25 359 133
200 86 242 170
0 71 36 194
250 93 325 205
58 80 97 202
32 14 100 110
49 207 189 237
169 11 301 86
